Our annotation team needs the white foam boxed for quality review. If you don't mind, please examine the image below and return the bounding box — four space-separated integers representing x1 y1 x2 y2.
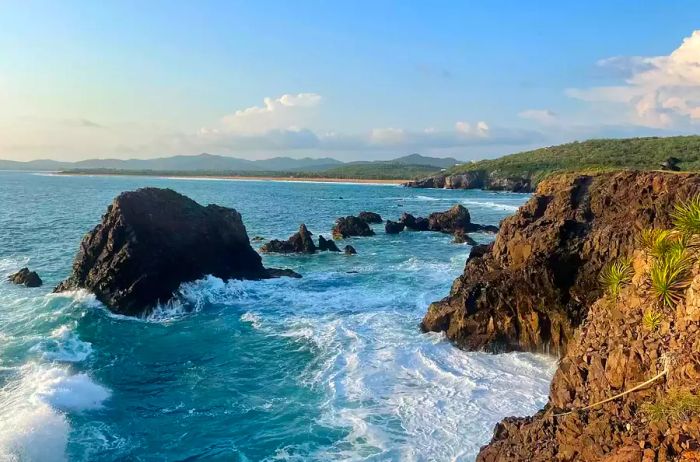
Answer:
414 195 440 201
0 364 111 462
30 325 93 363
462 199 520 212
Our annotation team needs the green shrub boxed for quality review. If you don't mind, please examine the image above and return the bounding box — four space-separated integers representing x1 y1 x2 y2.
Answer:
641 389 700 422
642 308 663 331
599 258 633 298
672 195 700 236
638 229 678 259
649 247 694 307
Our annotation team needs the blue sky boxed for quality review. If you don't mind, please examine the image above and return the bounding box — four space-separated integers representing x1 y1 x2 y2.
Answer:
1 1 699 161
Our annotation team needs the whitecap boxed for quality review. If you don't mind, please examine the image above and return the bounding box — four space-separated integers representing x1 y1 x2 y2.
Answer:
30 325 93 363
462 199 520 212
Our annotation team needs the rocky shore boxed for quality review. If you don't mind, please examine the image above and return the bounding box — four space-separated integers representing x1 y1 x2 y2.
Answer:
419 170 700 460
404 170 533 192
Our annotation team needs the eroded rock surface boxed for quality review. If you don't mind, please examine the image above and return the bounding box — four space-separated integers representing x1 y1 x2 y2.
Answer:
261 224 316 254
8 268 42 287
55 188 273 316
332 216 375 239
318 235 341 252
421 171 700 354
358 211 382 224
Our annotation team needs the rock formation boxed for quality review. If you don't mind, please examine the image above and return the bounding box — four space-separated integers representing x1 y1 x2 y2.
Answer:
385 220 405 234
8 267 42 287
477 247 700 461
261 224 316 253
54 188 282 316
453 230 477 245
332 216 375 239
318 235 341 252
344 245 357 255
404 170 532 192
400 213 430 231
358 211 382 224
421 171 700 354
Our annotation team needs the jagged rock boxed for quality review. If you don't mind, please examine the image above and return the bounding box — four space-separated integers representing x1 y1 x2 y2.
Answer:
358 211 382 224
422 171 700 354
428 204 471 233
344 245 357 255
477 247 700 460
266 268 302 279
318 235 340 252
261 224 316 253
332 216 375 239
400 213 430 231
54 188 272 316
385 220 405 234
8 267 42 287
452 230 477 245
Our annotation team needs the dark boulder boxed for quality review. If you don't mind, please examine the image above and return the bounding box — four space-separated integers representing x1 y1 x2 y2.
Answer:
54 188 273 316
344 245 357 255
266 268 302 279
318 235 341 252
428 204 471 233
8 267 42 287
385 220 405 234
399 213 429 231
452 230 477 245
357 211 382 224
261 224 316 254
332 216 375 239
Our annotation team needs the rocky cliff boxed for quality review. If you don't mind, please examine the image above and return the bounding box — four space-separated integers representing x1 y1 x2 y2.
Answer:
421 171 700 355
404 170 533 192
55 188 274 316
477 247 700 461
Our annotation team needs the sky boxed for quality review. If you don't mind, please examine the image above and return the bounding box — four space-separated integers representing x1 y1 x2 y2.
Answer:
1 1 699 162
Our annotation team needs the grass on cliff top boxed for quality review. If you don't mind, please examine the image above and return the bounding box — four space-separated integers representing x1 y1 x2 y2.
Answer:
642 389 700 422
446 135 700 184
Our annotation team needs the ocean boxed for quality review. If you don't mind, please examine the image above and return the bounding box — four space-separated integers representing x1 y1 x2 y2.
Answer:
0 171 555 461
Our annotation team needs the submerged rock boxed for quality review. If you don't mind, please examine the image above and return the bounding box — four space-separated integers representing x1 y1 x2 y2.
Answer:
357 211 382 224
318 235 341 252
261 224 316 254
385 220 405 234
266 268 302 279
344 245 357 255
8 267 42 287
332 216 375 239
421 171 700 354
54 188 273 316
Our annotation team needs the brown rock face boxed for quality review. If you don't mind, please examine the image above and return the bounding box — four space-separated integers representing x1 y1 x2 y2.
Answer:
421 171 700 354
261 224 317 253
332 216 375 239
8 267 42 287
477 249 700 461
54 188 270 316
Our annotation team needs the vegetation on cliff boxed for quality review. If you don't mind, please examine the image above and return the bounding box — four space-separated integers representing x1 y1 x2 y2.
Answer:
476 179 700 461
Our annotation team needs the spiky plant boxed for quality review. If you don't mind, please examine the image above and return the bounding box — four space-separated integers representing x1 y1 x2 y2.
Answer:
641 389 700 422
599 258 633 298
642 308 663 331
672 195 700 236
637 229 676 259
649 246 694 307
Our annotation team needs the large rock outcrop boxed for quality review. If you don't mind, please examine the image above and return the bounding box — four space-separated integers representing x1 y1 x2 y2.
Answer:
358 211 382 224
478 248 700 461
261 224 316 253
421 171 700 354
404 170 532 192
55 188 273 316
332 216 375 239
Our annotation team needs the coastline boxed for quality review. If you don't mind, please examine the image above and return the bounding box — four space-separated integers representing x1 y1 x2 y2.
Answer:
47 171 408 185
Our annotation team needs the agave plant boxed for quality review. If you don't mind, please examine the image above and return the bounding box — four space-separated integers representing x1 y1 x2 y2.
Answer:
672 195 700 236
637 229 677 259
642 308 663 331
649 246 694 307
599 258 633 298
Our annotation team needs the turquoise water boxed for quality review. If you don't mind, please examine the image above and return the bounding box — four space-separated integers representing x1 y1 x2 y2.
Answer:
0 172 555 461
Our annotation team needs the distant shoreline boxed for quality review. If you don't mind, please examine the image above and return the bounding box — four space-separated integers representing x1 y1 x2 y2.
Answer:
51 171 408 185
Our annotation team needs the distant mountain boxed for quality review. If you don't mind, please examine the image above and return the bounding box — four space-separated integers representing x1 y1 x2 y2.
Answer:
0 153 460 173
390 153 460 169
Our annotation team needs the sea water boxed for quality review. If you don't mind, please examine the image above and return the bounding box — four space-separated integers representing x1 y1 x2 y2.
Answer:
0 171 555 461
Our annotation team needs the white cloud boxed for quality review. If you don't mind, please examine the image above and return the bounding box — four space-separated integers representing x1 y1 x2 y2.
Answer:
567 30 700 128
518 109 558 125
218 93 321 134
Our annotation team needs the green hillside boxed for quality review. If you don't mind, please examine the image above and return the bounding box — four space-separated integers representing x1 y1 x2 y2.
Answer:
449 136 700 184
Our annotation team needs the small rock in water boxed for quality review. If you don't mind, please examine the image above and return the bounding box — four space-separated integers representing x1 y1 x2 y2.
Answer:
453 230 477 245
344 245 357 255
332 216 374 239
8 267 43 287
261 224 316 254
251 236 265 242
318 235 341 252
266 268 302 279
385 220 405 234
358 211 382 224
